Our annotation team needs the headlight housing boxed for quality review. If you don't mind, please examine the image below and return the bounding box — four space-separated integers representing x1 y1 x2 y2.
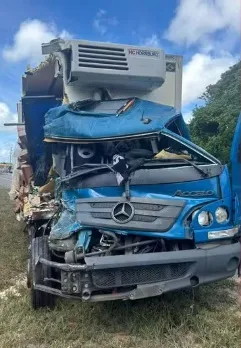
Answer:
198 211 213 226
215 207 228 223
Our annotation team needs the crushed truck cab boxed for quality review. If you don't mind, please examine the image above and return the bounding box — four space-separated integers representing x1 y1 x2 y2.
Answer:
10 39 240 308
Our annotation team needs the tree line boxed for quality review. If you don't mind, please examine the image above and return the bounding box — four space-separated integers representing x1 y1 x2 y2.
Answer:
189 61 240 164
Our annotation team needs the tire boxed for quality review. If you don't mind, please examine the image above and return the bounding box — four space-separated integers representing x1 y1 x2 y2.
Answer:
27 226 35 289
31 236 56 310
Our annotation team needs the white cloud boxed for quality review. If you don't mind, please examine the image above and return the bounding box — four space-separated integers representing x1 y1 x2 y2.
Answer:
183 111 194 123
0 102 17 132
93 9 119 35
2 19 72 63
164 0 240 47
143 34 160 48
182 53 237 106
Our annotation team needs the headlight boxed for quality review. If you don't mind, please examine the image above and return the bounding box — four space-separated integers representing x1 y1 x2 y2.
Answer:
198 211 213 226
215 207 228 223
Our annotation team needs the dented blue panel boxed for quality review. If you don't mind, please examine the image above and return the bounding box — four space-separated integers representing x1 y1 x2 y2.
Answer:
52 178 221 241
44 99 180 140
230 112 241 221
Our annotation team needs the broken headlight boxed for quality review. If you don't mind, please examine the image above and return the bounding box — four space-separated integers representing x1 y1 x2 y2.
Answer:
197 211 213 226
215 207 228 223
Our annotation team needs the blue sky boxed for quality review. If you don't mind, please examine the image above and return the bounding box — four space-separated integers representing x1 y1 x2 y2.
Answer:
0 0 240 161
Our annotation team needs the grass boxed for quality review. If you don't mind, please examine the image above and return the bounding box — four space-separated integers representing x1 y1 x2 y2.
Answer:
0 188 240 348
0 189 27 291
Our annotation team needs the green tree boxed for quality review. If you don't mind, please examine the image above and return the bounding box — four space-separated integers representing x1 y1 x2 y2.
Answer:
189 61 240 164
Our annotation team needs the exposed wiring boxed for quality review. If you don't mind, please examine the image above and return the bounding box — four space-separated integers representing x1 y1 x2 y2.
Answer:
76 230 118 260
76 237 159 260
113 239 158 252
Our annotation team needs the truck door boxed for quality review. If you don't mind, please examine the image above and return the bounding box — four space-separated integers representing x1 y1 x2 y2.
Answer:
230 112 241 224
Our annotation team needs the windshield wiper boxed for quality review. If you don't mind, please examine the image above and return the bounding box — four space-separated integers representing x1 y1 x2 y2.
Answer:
177 159 208 177
61 157 208 184
147 158 208 178
61 163 114 183
116 98 136 116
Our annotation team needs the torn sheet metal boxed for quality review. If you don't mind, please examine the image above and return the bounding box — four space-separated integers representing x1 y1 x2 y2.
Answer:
50 208 81 240
22 55 62 98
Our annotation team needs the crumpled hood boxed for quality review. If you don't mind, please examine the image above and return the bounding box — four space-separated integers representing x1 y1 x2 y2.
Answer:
44 99 180 141
63 178 219 210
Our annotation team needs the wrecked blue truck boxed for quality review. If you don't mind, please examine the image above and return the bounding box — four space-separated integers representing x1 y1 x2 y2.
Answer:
11 39 240 309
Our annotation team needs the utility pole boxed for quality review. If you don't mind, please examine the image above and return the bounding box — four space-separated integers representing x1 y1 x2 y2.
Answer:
9 146 13 166
7 146 13 173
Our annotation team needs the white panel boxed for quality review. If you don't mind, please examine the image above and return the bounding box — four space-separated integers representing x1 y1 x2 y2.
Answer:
41 39 183 110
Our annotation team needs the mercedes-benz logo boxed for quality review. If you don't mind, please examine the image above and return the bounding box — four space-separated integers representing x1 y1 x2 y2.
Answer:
111 202 135 224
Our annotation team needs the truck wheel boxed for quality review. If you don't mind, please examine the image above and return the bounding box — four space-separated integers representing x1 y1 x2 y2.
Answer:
31 236 56 310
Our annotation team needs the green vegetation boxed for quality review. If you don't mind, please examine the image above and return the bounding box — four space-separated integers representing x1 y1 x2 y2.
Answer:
189 62 241 164
0 188 240 348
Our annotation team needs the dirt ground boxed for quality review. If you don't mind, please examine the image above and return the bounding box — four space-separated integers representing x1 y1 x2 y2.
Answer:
0 188 240 348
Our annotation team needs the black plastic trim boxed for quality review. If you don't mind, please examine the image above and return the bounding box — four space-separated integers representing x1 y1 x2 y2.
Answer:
69 164 224 189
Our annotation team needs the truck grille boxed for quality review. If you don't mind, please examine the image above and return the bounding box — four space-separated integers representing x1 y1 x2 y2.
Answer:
76 197 185 232
78 44 128 71
91 212 157 223
91 263 191 289
90 202 164 211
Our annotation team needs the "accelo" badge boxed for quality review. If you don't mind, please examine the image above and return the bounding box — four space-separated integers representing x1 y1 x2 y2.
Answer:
174 190 214 197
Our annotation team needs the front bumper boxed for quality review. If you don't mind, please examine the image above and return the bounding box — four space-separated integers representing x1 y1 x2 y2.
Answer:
35 242 240 302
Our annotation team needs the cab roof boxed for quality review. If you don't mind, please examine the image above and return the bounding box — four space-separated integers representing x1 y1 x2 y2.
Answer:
44 98 182 142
